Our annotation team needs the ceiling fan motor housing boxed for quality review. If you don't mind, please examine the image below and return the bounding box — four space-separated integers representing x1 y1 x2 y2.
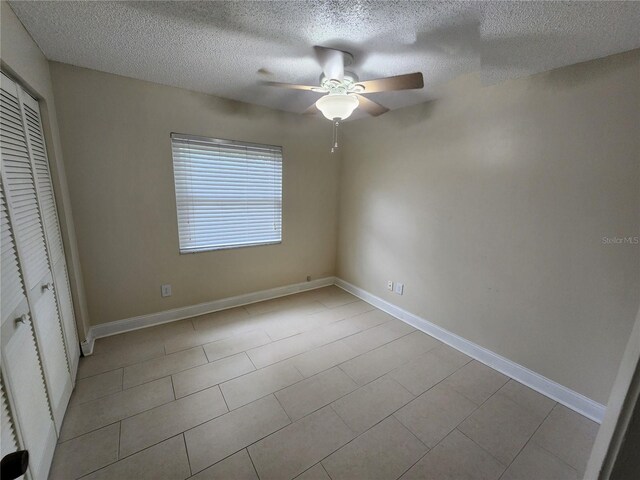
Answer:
319 72 364 94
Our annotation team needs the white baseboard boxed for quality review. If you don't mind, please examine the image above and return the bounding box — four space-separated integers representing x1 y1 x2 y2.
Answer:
334 277 606 423
80 334 95 356
81 273 605 423
84 277 335 349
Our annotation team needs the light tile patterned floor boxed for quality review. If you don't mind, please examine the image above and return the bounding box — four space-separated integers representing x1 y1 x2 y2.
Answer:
51 286 599 480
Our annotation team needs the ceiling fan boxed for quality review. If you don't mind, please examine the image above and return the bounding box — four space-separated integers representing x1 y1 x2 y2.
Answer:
263 46 424 151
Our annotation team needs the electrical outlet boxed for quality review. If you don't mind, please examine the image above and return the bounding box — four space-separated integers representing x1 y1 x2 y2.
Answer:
161 284 172 297
394 282 404 295
387 280 394 291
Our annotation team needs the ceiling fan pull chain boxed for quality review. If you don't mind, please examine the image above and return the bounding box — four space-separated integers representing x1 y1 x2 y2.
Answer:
331 119 339 153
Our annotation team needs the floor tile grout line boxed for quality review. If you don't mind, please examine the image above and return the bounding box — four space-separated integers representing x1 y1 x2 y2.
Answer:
157 303 361 358
324 368 498 479
76 352 166 381
62 422 137 478
239 307 395 365
75 433 188 479
67 375 178 417
265 401 386 480
309 379 425 471
336 364 358 384
58 386 178 445
187 400 294 477
198 331 270 362
218 384 231 413
394 380 518 480
385 364 483 451
117 421 122 460
120 350 211 391
173 351 257 399
332 337 446 388
108 404 232 465
456 427 510 468
170 375 177 400
83 301 553 415
56 419 120 448
81 298 374 383
246 447 262 480
182 432 193 477
496 403 572 479
170 318 417 402
169 325 268 357
240 323 416 378
252 407 352 480
272 391 293 423
443 377 554 473
91 295 370 360
320 462 333 480
62 326 467 448
89 291 358 353
450 376 558 472
70 368 125 407
87 367 581 470
63 326 454 447
72 292 593 480
75 385 241 468
172 329 269 360
530 438 581 476
65 295 363 416
208 328 420 410
246 351 259 370
422 376 532 470
395 449 430 480
97 356 516 479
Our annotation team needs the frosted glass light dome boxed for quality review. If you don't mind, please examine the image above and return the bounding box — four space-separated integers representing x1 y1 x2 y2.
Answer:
315 94 359 120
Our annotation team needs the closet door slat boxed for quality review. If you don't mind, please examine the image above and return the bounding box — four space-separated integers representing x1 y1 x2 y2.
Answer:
1 71 73 437
21 97 64 265
1 177 57 480
0 375 19 460
0 76 49 290
21 92 80 372
0 185 25 320
3 313 57 480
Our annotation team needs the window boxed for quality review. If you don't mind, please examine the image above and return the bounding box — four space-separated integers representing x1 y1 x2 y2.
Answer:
171 133 282 253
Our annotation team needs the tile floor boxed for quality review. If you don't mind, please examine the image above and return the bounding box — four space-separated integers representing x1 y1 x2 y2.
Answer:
50 286 599 480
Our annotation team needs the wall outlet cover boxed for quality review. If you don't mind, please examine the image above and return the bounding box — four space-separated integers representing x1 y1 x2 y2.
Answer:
161 284 172 297
387 280 394 291
394 283 404 295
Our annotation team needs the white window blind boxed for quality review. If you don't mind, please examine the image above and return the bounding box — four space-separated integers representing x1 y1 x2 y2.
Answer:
171 133 283 253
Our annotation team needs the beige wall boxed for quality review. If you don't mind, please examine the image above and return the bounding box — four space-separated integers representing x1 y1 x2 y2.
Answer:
49 63 339 326
337 50 640 404
1 1 91 340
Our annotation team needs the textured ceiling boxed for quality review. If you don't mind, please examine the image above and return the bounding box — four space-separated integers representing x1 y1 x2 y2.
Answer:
9 1 640 117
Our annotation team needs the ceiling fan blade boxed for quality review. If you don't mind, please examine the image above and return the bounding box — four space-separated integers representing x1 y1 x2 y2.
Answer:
302 103 318 115
314 46 345 81
262 81 318 91
355 94 389 117
357 72 424 93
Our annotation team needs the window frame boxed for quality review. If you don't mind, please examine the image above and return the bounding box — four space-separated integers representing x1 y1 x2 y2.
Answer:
170 132 284 254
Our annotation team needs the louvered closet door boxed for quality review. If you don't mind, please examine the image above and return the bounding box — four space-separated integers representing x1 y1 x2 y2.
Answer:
1 179 57 480
1 375 19 461
21 92 80 378
1 72 72 433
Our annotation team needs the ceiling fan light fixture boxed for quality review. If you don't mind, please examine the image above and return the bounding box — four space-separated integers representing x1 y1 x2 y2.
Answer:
315 93 359 120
